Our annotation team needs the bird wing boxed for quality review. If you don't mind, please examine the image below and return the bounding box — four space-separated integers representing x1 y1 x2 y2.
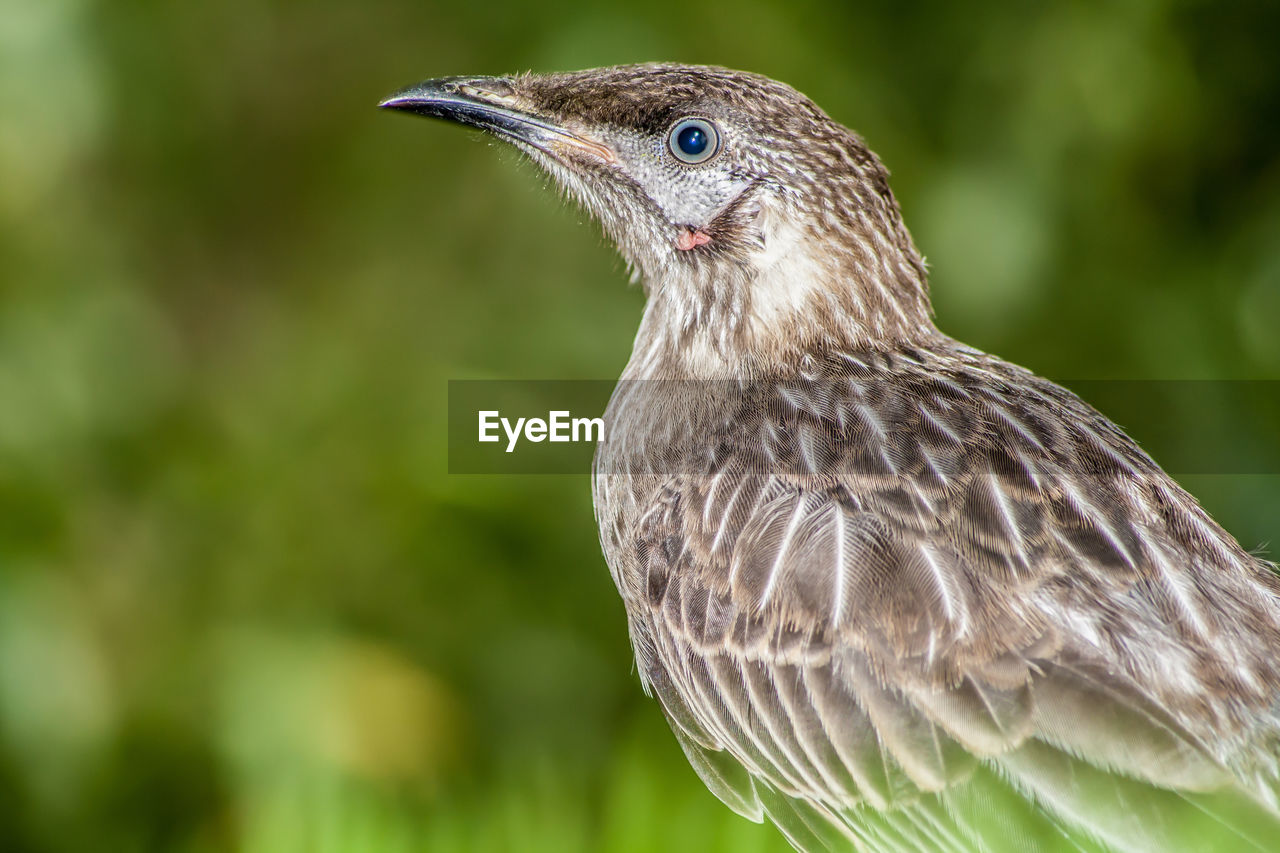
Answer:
619 352 1280 852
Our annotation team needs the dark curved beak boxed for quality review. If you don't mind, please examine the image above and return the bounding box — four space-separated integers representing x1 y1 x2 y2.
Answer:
380 76 615 164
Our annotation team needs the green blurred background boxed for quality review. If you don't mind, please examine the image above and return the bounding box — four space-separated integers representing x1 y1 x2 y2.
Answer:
1 0 1278 850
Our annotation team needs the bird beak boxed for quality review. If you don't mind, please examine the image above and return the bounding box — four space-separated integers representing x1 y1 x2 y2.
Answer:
380 76 616 165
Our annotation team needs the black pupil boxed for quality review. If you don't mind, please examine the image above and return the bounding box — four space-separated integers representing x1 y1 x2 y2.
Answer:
677 125 708 156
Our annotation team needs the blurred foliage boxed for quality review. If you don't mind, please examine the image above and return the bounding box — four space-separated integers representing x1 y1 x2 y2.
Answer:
0 0 1278 850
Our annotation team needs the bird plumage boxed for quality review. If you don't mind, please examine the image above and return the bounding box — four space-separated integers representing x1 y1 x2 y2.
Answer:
383 63 1280 852
598 348 1280 851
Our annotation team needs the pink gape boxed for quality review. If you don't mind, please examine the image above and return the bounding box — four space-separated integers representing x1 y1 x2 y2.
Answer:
675 228 711 251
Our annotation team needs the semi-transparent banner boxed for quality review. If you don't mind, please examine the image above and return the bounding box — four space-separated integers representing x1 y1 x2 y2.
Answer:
447 379 1280 475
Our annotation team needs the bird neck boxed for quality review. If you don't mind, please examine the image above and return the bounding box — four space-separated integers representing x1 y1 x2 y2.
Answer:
623 201 938 380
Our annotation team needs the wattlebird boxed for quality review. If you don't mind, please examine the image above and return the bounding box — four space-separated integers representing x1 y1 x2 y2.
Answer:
382 64 1280 852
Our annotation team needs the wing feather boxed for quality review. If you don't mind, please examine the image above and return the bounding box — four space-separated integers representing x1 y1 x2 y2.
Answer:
603 349 1280 851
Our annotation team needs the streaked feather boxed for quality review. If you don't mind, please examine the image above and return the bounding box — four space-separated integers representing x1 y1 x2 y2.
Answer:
595 346 1280 852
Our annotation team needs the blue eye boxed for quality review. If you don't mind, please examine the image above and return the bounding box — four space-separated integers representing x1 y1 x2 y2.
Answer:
668 118 720 164
678 125 707 155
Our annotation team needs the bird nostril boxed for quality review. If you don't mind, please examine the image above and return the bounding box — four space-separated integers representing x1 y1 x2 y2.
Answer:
457 79 518 106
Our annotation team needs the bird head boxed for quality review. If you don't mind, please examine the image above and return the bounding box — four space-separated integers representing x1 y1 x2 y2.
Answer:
382 63 936 376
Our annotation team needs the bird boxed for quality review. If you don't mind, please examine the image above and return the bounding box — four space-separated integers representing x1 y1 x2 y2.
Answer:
381 64 1280 852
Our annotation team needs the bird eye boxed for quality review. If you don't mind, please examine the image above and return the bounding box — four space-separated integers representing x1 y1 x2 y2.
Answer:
667 118 720 165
